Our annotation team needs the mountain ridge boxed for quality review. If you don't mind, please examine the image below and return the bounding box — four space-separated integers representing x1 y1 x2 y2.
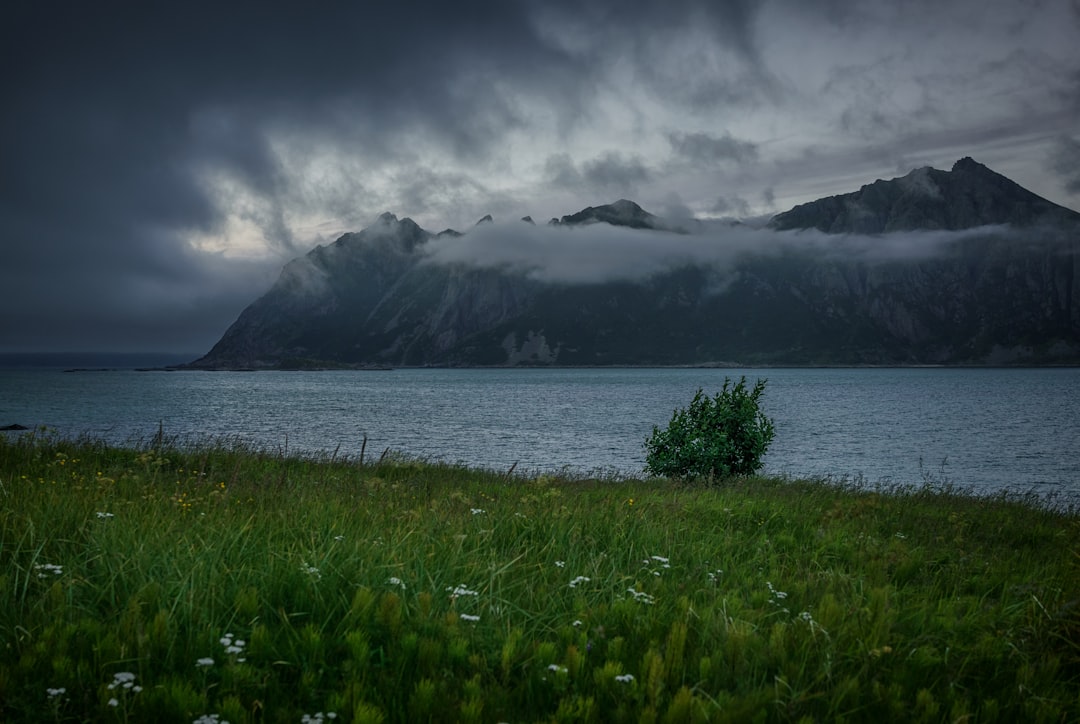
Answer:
769 157 1078 233
187 159 1080 369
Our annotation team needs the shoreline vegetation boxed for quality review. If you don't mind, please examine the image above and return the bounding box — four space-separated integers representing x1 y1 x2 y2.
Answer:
1 432 1077 722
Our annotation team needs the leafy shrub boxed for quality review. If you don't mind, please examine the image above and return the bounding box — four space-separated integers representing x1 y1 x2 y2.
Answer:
644 377 775 481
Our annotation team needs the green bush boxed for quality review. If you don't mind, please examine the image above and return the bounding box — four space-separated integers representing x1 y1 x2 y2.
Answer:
644 377 775 481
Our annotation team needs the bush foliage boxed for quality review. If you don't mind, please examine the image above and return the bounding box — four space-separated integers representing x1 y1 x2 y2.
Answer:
644 377 775 480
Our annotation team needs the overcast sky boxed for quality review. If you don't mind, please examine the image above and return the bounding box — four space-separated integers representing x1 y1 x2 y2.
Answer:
3 0 1079 354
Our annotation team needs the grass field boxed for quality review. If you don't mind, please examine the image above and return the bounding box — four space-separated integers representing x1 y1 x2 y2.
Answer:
1 430 1078 722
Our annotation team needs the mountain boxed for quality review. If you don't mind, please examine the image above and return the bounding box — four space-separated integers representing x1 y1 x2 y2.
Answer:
556 199 659 229
187 159 1080 369
769 158 1076 232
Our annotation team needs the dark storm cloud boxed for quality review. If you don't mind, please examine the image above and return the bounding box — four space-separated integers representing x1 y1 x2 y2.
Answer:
667 132 759 166
0 0 586 352
2 0 779 352
4 0 1078 353
1049 137 1080 195
711 195 752 217
803 1 1080 189
582 153 652 191
545 152 652 194
535 0 776 108
544 154 584 190
393 167 522 225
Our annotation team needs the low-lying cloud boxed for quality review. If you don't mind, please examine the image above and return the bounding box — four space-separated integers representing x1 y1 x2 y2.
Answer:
421 219 1014 285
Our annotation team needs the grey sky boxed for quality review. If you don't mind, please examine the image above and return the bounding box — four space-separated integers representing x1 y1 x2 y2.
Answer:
2 0 1078 353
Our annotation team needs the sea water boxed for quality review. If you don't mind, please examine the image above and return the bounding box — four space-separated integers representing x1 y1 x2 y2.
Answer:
1 366 1077 501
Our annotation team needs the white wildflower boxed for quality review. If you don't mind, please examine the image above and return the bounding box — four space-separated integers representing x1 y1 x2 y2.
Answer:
196 657 215 667
459 613 480 622
301 713 337 723
107 672 137 690
626 588 655 605
34 563 63 578
568 576 590 588
387 576 406 589
96 511 115 519
641 555 671 576
614 674 635 683
219 633 246 660
470 508 485 515
46 687 66 698
554 561 566 568
547 664 568 674
798 609 828 636
447 584 479 597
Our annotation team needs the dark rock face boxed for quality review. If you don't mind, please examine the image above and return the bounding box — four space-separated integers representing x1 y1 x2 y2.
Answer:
557 199 658 229
188 161 1080 369
769 158 1075 233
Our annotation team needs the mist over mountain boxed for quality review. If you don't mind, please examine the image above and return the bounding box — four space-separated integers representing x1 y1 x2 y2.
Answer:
188 159 1079 369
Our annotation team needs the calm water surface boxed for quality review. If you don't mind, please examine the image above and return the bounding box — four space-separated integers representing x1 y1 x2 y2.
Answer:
1 367 1077 500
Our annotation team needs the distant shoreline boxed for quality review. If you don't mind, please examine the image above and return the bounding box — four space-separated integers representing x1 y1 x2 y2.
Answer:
4 353 1077 372
162 362 1078 372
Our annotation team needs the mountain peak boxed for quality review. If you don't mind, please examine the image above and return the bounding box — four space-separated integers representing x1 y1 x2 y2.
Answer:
952 156 982 172
610 199 643 213
558 199 657 229
769 158 1077 233
337 212 430 254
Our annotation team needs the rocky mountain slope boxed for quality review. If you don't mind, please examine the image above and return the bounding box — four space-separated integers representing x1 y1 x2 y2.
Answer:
187 158 1079 368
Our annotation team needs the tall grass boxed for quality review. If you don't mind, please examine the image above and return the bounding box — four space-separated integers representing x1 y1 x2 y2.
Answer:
1 430 1077 722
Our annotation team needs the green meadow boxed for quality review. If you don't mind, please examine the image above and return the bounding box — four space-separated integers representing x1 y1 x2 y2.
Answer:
1 431 1077 722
